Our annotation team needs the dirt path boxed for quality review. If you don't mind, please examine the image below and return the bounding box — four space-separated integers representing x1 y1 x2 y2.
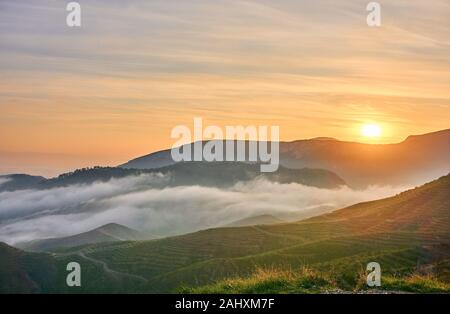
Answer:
78 252 148 283
60 250 149 284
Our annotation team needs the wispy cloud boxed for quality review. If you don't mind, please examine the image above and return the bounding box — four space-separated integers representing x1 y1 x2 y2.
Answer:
0 177 11 187
0 0 449 172
0 174 408 244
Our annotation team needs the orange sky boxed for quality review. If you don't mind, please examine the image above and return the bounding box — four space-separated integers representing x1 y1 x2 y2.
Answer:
0 0 449 176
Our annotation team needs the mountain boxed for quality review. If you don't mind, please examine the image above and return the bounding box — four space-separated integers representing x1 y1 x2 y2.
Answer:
120 129 450 187
280 129 450 188
0 167 143 192
224 214 284 227
0 174 46 192
120 148 175 170
152 162 345 188
0 162 346 192
3 173 448 293
16 223 144 252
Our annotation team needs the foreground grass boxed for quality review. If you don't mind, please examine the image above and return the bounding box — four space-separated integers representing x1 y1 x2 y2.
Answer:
380 275 450 293
179 268 334 294
179 268 450 294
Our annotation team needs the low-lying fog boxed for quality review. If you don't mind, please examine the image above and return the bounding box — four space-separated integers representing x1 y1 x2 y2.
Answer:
0 174 409 245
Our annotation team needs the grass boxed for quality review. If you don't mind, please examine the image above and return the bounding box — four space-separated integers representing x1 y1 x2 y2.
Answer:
179 268 450 294
380 275 450 293
178 268 333 294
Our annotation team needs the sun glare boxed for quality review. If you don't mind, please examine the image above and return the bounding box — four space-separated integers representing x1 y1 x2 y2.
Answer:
361 124 381 138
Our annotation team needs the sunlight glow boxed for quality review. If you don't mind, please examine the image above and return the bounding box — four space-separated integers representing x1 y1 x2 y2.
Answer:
361 124 382 138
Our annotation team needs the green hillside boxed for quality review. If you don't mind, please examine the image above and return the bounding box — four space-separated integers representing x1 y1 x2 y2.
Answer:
0 243 57 293
2 174 449 293
55 174 450 293
225 214 285 227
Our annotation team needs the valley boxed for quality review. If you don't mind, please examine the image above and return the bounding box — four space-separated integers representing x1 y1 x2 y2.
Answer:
2 173 449 293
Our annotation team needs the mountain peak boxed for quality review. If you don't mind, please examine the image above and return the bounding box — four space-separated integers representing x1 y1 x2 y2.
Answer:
16 223 143 252
403 128 450 142
309 137 338 141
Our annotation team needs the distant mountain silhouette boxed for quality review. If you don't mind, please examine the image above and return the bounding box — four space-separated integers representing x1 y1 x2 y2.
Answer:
0 174 46 191
120 129 450 187
0 162 346 192
280 129 450 187
17 223 144 252
151 162 345 188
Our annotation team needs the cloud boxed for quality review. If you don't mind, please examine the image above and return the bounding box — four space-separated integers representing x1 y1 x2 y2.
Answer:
0 177 11 186
0 174 408 244
1 0 449 167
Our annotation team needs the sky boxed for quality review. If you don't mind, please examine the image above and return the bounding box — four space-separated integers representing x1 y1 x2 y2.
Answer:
0 0 449 176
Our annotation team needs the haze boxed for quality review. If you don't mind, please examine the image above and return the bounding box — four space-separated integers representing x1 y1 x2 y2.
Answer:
0 0 449 176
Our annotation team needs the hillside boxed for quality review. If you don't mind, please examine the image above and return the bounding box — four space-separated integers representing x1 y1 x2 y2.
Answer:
17 223 144 252
0 241 143 293
120 129 450 187
153 162 345 188
225 214 284 227
56 173 450 292
0 242 57 293
2 174 449 293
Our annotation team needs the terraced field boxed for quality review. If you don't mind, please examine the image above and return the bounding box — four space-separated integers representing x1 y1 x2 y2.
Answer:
52 174 450 293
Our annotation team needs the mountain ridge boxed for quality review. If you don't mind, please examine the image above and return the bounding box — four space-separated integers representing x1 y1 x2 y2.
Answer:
120 129 450 187
0 162 346 192
16 223 144 252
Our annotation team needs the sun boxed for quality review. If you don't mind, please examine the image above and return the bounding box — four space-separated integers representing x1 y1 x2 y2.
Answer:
361 124 381 138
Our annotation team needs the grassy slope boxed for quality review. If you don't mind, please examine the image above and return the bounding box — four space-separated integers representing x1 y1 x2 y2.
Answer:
0 243 58 293
225 214 284 227
52 174 449 293
181 268 450 294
